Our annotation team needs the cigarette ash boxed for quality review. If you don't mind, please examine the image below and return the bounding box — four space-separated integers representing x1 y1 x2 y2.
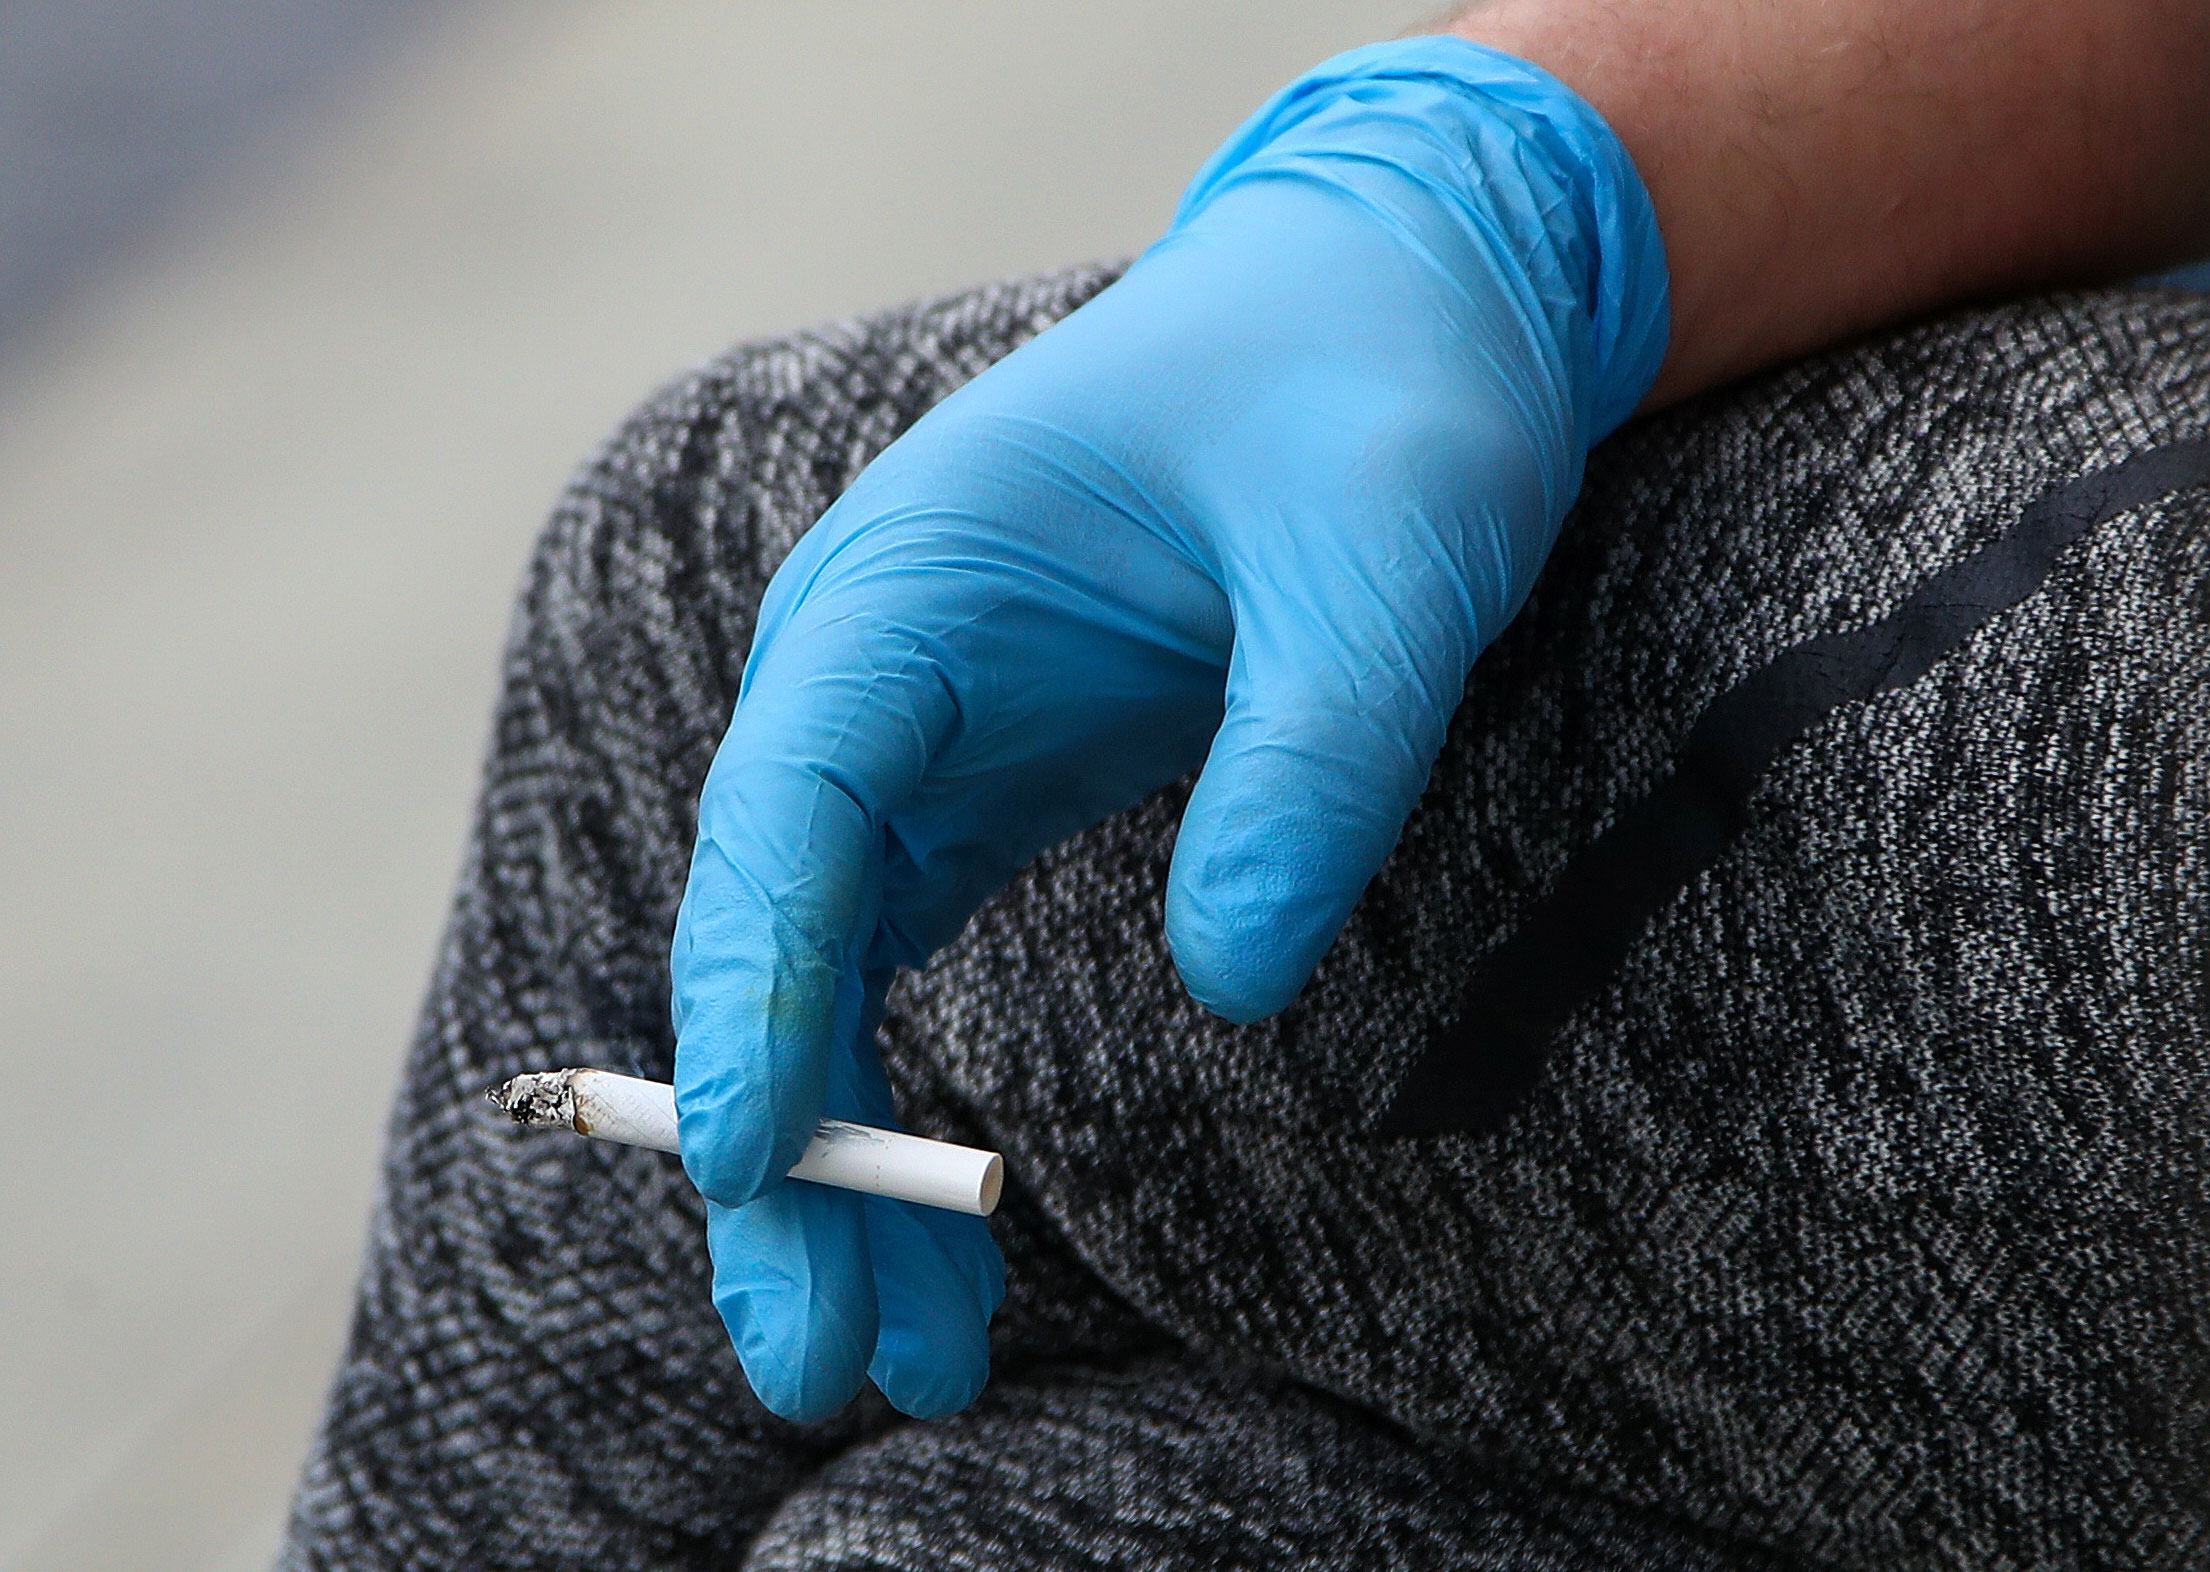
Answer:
487 1069 579 1130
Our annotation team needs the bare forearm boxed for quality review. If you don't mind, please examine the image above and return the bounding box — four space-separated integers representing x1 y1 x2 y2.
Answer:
1444 1 2210 406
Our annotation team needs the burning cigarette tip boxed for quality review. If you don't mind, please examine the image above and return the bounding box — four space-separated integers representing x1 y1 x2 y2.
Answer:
487 1069 580 1129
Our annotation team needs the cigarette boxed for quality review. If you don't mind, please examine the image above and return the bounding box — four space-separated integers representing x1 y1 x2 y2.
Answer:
487 1068 1004 1217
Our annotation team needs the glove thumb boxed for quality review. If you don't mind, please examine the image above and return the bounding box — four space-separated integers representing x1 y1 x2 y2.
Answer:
1164 595 1473 1022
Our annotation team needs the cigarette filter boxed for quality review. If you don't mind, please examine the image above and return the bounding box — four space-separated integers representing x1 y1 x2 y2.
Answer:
489 1068 1004 1217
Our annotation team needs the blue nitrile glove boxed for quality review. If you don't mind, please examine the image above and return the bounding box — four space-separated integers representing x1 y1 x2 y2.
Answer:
671 36 1670 1423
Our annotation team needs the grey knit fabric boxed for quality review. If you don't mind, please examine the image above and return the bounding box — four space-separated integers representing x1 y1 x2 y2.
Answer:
279 267 2210 1571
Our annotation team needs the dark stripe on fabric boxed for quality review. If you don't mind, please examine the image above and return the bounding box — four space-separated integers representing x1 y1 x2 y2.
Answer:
1380 436 2210 1138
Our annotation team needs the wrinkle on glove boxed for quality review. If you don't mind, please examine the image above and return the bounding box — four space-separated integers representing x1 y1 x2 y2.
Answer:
671 36 1671 1421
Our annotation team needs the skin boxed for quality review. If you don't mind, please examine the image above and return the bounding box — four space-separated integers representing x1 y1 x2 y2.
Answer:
1442 0 2210 405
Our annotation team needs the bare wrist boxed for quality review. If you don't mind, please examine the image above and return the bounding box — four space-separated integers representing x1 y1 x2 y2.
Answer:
1439 1 2210 407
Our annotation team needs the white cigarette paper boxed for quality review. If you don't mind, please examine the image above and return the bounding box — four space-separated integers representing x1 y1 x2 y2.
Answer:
489 1068 1004 1217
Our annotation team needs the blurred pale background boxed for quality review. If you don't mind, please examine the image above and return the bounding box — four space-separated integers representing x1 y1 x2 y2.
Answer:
0 4 1421 1570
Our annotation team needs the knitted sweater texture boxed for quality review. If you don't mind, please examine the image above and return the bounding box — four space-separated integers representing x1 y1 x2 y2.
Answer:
281 268 2210 1571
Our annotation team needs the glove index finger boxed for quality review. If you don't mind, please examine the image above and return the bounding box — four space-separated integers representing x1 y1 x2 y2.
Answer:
673 818 860 1208
672 621 956 1209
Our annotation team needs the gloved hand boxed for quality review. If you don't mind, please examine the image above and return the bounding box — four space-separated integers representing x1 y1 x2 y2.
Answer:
671 36 1670 1423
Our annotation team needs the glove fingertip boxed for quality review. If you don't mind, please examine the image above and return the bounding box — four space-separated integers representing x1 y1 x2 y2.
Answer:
868 1293 992 1420
1166 691 1436 1023
728 1313 874 1425
865 1203 1000 1420
1163 850 1334 1025
871 1341 990 1421
706 1189 879 1424
1178 962 1304 1027
714 1272 877 1424
679 1079 812 1208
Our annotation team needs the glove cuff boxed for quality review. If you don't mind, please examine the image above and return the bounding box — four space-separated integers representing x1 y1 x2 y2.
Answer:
1172 36 1670 446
